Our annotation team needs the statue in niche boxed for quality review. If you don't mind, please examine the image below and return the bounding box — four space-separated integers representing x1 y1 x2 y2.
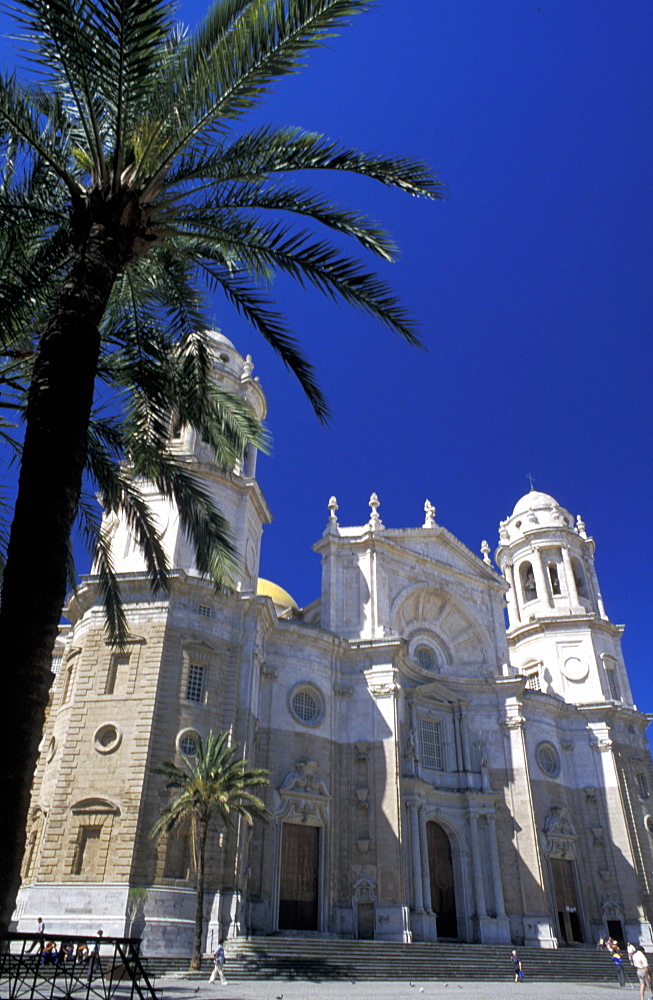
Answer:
405 729 416 760
544 804 576 836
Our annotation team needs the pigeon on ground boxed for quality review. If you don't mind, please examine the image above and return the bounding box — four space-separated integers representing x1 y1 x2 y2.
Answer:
410 983 415 987
418 988 424 993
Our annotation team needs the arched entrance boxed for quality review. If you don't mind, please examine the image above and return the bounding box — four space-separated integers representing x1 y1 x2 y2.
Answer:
427 821 458 939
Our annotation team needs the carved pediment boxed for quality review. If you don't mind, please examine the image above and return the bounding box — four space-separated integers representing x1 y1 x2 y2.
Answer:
276 761 330 826
408 679 464 705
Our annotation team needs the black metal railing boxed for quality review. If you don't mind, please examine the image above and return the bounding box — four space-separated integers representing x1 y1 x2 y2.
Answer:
0 933 159 1000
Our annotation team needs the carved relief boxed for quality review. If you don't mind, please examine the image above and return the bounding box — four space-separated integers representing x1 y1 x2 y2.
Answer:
543 805 577 860
277 761 330 825
352 866 377 902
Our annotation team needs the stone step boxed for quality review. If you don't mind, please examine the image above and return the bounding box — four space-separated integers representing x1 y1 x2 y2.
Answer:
145 940 627 984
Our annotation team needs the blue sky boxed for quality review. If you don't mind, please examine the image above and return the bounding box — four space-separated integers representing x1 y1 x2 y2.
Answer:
2 2 652 708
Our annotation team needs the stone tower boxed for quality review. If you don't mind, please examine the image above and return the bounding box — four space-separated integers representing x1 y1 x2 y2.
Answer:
16 332 272 954
495 488 631 706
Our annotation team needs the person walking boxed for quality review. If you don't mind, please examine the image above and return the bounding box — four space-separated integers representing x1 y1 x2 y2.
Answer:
88 930 103 982
632 947 653 1000
510 949 523 982
629 942 638 965
612 947 626 987
209 939 227 986
26 917 45 953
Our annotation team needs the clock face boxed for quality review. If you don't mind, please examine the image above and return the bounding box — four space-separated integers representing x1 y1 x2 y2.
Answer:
561 656 588 682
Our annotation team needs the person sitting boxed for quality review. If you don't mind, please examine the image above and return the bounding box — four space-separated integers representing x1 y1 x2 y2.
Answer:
41 941 58 965
76 943 90 963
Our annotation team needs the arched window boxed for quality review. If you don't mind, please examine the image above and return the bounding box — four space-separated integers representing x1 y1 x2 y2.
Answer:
548 563 561 595
520 562 537 602
571 556 588 598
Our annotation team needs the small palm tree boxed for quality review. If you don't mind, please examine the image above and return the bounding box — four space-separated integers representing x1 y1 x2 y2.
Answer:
152 730 269 970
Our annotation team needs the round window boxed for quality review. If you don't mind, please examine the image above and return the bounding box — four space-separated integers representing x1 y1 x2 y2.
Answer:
289 685 323 726
536 742 560 777
93 723 122 754
180 735 197 757
416 646 436 671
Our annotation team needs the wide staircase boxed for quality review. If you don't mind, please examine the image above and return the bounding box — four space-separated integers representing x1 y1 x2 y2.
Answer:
144 938 626 984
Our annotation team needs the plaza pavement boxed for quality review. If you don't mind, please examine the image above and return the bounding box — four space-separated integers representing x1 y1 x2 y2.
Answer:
156 973 640 1000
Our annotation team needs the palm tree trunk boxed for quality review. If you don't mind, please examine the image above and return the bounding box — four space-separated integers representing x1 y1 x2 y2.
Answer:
0 220 125 935
190 818 209 971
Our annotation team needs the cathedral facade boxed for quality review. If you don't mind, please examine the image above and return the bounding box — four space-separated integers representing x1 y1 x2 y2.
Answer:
15 331 653 955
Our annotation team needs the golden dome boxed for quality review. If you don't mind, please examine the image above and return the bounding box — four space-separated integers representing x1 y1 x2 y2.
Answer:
256 578 299 611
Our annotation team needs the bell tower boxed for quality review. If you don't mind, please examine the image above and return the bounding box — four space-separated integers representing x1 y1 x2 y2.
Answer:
102 330 271 592
495 490 631 705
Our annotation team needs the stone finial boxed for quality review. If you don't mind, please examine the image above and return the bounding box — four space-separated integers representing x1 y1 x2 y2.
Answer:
423 499 436 528
499 525 509 542
327 496 339 521
480 540 492 566
368 493 384 530
241 354 254 378
576 514 587 539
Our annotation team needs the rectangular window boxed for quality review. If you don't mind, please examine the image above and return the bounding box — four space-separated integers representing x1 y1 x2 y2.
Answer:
61 665 75 704
526 670 541 691
72 826 101 875
606 668 620 701
164 833 192 879
418 718 443 770
104 654 130 695
636 773 649 800
51 654 63 688
185 664 205 704
197 604 212 619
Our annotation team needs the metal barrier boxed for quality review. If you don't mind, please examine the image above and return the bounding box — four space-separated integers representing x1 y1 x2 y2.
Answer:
0 933 159 999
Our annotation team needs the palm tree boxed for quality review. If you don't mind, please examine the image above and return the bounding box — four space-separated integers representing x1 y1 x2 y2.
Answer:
152 730 269 970
0 0 443 933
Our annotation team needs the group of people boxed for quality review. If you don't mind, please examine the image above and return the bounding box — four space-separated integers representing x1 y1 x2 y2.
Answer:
26 918 103 979
608 942 653 997
512 941 653 997
40 940 90 965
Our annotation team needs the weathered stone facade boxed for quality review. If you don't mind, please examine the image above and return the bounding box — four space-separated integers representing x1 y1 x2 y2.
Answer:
15 332 653 955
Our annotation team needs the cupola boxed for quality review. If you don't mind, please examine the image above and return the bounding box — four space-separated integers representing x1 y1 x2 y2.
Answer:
495 489 607 629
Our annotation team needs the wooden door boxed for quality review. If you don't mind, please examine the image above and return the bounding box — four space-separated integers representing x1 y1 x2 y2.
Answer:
550 858 583 943
278 824 319 930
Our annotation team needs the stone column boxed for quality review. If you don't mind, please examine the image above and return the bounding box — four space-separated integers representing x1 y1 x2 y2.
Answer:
560 545 579 605
452 706 464 772
460 706 472 775
408 802 424 912
468 812 487 918
418 805 432 913
532 548 552 608
486 814 507 918
504 561 521 626
585 554 607 618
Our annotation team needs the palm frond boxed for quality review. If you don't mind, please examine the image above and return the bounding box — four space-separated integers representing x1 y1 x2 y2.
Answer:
148 0 374 176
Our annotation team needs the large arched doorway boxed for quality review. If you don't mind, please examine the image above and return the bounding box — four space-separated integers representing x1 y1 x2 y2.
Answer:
427 821 458 939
